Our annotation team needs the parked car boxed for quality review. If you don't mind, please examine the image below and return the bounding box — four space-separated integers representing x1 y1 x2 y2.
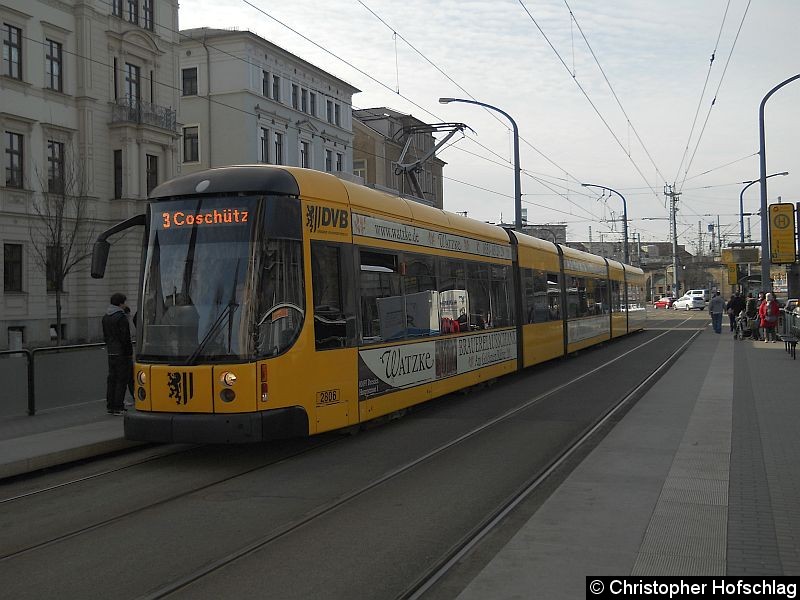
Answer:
673 294 706 310
653 296 675 309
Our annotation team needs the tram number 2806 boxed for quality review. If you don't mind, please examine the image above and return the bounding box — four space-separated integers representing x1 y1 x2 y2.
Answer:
316 389 341 407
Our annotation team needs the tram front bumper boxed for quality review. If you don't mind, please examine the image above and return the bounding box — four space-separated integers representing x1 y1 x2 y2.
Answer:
124 407 309 444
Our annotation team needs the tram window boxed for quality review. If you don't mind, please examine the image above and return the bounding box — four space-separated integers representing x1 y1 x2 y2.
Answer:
547 273 561 320
611 280 621 312
567 276 587 318
466 261 490 330
437 258 467 333
489 264 514 328
311 243 356 349
522 268 535 323
254 238 305 357
402 253 439 338
403 253 436 294
359 249 403 342
530 270 549 323
594 278 609 315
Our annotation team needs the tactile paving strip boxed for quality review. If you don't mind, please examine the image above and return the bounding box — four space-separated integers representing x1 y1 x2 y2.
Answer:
631 335 732 576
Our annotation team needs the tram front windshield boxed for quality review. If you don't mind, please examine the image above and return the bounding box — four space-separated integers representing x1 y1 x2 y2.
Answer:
138 195 304 363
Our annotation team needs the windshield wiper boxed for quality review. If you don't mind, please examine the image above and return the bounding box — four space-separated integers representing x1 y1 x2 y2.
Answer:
186 301 239 365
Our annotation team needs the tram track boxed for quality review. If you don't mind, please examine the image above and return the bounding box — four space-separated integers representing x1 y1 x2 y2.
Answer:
402 327 703 600
0 319 703 599
135 326 698 599
0 436 344 561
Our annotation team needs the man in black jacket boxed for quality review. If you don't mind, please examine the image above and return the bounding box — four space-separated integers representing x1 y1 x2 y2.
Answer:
102 292 133 415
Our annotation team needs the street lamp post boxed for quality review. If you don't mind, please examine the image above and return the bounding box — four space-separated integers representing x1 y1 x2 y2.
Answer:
739 172 788 243
439 97 522 231
759 73 800 292
582 183 629 264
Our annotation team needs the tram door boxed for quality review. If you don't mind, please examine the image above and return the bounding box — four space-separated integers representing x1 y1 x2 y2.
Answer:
309 242 359 433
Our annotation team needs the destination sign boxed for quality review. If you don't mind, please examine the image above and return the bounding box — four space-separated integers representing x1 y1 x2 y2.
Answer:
160 208 250 229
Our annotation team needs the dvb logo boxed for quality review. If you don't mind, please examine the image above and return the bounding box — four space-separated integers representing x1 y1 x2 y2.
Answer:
306 205 349 233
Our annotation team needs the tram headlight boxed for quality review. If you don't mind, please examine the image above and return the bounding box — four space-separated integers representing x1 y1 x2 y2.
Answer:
136 370 146 386
220 371 237 387
220 388 236 403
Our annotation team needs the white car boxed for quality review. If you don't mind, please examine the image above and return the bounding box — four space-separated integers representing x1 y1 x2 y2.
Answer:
673 294 705 310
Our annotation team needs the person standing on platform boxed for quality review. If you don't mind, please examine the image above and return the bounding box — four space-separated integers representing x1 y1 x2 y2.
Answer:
759 292 781 343
745 293 759 339
709 291 725 334
727 292 746 334
102 292 133 415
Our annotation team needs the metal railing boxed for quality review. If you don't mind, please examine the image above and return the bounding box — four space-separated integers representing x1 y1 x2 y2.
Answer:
0 343 106 416
783 308 800 338
111 97 178 132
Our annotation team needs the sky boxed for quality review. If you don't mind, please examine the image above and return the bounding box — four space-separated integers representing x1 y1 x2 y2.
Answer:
179 0 800 250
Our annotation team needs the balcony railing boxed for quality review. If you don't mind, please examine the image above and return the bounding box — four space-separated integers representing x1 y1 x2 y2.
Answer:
111 97 177 132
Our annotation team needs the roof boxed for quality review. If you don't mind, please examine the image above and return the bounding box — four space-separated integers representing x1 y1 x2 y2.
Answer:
179 27 361 94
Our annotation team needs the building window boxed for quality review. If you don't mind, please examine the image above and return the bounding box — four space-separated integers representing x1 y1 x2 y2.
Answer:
5 131 23 188
143 0 154 30
112 0 123 17
183 126 199 162
326 100 333 123
301 89 308 113
146 154 158 194
325 149 332 172
353 159 366 180
125 63 140 104
182 67 197 96
45 39 63 92
260 127 269 163
49 323 66 341
47 140 65 194
262 70 269 96
4 243 23 292
310 92 316 116
2 24 22 80
336 152 343 172
7 326 24 349
334 104 341 127
272 75 280 102
113 149 122 198
127 0 139 24
46 245 63 292
274 132 283 165
291 84 299 109
300 141 310 168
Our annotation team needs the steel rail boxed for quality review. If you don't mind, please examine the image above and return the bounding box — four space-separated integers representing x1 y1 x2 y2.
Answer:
136 326 693 600
402 327 702 599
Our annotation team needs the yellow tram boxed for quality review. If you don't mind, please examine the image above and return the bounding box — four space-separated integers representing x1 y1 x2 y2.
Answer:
91 166 645 443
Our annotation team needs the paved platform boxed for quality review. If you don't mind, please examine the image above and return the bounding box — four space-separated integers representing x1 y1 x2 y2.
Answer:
0 400 140 479
1 323 797 590
456 326 800 598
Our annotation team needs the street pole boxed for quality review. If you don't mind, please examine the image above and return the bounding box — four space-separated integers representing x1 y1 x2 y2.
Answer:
759 74 800 293
582 183 629 264
739 172 788 243
439 98 522 231
665 184 681 297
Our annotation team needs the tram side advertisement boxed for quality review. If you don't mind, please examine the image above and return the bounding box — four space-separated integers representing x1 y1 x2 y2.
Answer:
358 330 517 400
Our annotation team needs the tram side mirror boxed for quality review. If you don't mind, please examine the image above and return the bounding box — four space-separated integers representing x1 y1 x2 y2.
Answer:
91 240 110 279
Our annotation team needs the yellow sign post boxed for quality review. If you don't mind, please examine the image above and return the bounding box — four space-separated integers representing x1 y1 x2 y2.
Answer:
769 203 797 264
727 264 738 285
